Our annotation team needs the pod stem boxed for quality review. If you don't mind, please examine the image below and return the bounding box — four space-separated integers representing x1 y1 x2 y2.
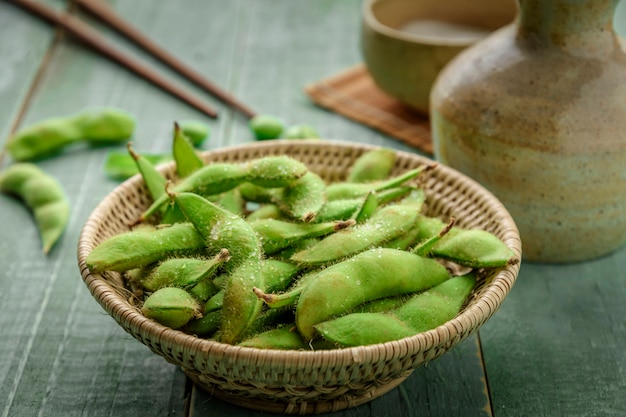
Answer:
412 217 455 257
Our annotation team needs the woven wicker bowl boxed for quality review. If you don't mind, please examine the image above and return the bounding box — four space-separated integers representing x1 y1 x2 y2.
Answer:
77 140 521 415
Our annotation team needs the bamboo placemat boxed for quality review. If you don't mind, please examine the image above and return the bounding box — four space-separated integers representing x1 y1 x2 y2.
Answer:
305 64 433 155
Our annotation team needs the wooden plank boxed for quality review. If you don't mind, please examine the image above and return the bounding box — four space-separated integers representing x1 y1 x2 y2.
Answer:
480 250 626 417
0 0 244 416
0 0 61 153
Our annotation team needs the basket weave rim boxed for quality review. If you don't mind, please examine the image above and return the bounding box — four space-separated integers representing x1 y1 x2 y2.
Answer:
77 139 522 371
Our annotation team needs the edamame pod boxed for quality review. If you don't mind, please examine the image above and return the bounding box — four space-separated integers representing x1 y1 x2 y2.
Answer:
250 218 355 255
6 107 135 161
85 222 205 273
0 163 70 253
249 114 285 140
140 249 230 292
127 143 167 202
172 122 204 178
103 151 171 181
295 247 450 340
413 216 518 268
239 325 309 350
142 156 308 220
274 171 326 221
177 120 210 147
325 165 431 201
290 202 421 266
346 148 396 183
314 273 476 347
141 287 200 329
171 190 264 344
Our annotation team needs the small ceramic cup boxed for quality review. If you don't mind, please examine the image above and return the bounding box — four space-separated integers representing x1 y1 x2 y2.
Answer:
361 0 517 114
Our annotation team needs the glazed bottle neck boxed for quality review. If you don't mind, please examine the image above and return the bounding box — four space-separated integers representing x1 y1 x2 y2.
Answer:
516 0 619 56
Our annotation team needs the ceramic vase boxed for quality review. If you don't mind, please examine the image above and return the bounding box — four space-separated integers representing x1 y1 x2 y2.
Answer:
430 0 626 263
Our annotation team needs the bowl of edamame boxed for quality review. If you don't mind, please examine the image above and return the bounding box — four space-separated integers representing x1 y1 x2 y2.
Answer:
78 139 521 414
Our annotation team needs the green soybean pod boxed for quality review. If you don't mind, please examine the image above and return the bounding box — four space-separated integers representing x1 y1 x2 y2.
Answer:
103 151 171 181
282 124 320 140
325 165 429 201
295 247 450 340
127 143 168 202
142 156 308 220
85 222 205 273
239 325 309 350
6 118 83 161
140 249 230 292
0 163 70 254
141 287 200 329
243 155 309 188
314 313 415 347
394 273 476 332
314 273 477 347
346 148 397 183
74 107 136 145
274 171 326 221
249 114 285 140
429 228 518 268
290 202 421 266
183 309 222 337
172 122 204 178
249 218 355 255
177 120 210 147
171 191 264 344
246 204 283 221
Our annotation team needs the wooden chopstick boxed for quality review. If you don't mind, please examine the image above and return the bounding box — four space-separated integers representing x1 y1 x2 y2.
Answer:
76 0 257 119
9 0 219 119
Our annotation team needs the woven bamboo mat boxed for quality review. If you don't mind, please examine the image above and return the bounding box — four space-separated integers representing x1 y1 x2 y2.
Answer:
305 64 433 155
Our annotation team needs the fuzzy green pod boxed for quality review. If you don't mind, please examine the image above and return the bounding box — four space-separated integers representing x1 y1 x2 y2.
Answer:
274 171 326 221
413 216 518 268
315 313 415 347
85 222 205 273
142 156 308 220
428 229 518 268
325 165 429 201
290 202 421 266
74 107 136 145
141 287 200 329
177 120 210 147
243 155 309 188
103 151 171 181
0 163 70 254
6 118 83 161
295 247 450 340
314 273 476 347
6 107 135 162
239 325 309 350
249 114 285 140
172 122 204 178
250 218 355 255
346 148 397 183
171 191 264 344
140 249 230 292
183 309 221 337
282 124 320 140
246 204 283 221
127 143 168 202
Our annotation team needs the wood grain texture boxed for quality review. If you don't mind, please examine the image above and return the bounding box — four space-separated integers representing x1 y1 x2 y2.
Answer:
481 253 626 417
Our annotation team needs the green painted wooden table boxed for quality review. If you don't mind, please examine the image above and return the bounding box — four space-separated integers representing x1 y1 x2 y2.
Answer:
1 1 625 416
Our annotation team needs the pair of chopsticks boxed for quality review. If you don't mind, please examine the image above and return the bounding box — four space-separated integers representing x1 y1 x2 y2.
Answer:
7 0 257 120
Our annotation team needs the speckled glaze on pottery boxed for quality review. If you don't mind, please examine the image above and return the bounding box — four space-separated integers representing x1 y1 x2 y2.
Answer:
430 0 626 263
361 0 516 114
